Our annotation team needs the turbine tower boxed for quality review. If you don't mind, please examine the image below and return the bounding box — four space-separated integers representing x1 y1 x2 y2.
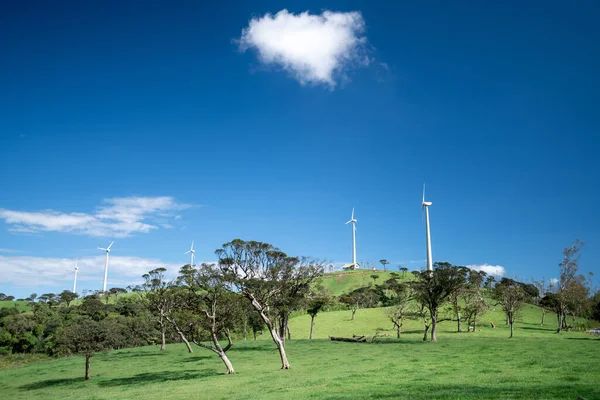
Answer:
97 241 114 293
73 259 79 293
185 240 195 268
422 185 433 271
345 208 358 269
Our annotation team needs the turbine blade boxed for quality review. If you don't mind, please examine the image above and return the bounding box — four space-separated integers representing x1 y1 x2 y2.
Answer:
345 220 352 224
107 241 114 250
423 183 425 203
351 207 354 220
98 247 107 251
190 240 194 251
185 250 191 254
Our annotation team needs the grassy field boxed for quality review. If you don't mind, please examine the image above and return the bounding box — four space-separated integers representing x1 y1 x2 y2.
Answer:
0 301 29 312
0 333 598 400
1 274 598 399
321 270 410 296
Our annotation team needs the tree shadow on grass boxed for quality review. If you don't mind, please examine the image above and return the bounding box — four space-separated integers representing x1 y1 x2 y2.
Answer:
98 369 217 387
228 345 268 352
108 352 165 359
179 355 213 362
566 337 600 341
20 377 84 390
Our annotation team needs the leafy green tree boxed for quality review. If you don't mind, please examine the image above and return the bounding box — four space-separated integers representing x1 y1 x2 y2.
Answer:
177 263 237 374
556 240 589 333
370 274 379 286
379 259 389 272
58 290 78 307
306 292 333 340
141 268 171 351
216 239 324 370
57 318 120 380
494 282 526 338
411 262 465 342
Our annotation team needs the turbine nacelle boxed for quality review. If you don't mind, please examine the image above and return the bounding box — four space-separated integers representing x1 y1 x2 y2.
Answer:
422 201 432 207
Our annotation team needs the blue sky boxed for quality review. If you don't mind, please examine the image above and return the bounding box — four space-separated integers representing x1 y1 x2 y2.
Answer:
1 1 599 298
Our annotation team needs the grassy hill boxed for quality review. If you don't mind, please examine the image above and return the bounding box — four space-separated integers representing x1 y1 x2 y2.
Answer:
321 270 411 296
0 301 29 312
0 334 598 399
1 276 599 399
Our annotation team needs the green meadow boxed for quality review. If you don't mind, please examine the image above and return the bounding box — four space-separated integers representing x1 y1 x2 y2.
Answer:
1 302 598 399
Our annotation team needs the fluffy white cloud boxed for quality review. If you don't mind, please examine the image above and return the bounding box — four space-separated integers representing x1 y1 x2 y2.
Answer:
0 255 184 291
549 278 559 286
467 264 506 277
0 196 190 238
238 9 369 87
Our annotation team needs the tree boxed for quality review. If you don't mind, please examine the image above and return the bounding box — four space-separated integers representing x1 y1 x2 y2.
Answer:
340 287 379 320
556 240 589 333
400 267 409 278
494 282 526 338
384 284 411 338
461 285 488 332
25 293 37 302
379 259 389 272
57 318 119 380
177 263 237 374
306 292 333 340
58 290 78 307
447 267 469 333
411 262 465 342
370 274 379 286
141 268 171 351
216 239 324 370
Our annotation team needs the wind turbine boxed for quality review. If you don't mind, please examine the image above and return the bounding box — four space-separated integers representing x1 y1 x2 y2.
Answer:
422 185 433 271
97 241 114 293
73 259 79 293
185 240 195 268
345 208 358 269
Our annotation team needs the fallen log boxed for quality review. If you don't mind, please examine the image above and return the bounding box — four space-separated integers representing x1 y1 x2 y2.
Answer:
329 336 367 343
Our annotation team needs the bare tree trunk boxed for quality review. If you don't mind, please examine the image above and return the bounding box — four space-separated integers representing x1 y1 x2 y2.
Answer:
85 354 92 380
223 329 233 352
473 311 478 332
243 319 247 340
457 310 462 333
540 309 545 325
431 311 438 342
509 313 514 338
253 330 257 340
309 315 315 340
160 321 166 351
179 331 193 353
396 323 401 338
351 308 356 320
423 323 430 341
247 294 291 369
506 313 509 325
287 325 290 341
556 312 562 333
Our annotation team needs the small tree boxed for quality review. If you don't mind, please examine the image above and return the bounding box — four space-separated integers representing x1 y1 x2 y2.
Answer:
306 292 333 340
494 283 526 338
400 267 409 278
370 274 379 286
58 290 78 307
385 285 411 338
57 318 118 380
556 240 588 333
216 239 324 370
141 268 171 351
379 259 389 272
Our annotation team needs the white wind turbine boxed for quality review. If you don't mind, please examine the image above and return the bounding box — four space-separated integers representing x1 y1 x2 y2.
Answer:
422 185 433 271
185 240 195 268
345 208 358 269
73 259 79 293
97 241 114 293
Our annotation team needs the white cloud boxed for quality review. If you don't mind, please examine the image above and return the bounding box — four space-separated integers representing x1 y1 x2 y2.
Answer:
238 9 369 87
0 255 183 290
0 248 20 253
0 196 190 238
549 278 559 286
467 264 506 277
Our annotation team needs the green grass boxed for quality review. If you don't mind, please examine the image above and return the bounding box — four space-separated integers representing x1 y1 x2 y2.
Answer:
0 334 598 399
0 301 29 312
321 270 410 296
